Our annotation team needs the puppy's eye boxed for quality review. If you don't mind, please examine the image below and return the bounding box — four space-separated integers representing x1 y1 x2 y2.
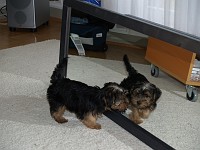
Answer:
124 90 129 95
115 101 121 106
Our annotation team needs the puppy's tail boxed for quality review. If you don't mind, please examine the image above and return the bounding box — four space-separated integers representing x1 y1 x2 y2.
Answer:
50 58 67 83
123 54 137 76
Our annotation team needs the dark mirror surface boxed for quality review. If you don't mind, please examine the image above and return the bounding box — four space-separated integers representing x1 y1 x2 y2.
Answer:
63 0 200 149
101 1 200 149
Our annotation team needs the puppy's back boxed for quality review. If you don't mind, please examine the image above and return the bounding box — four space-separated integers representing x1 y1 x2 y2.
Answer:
120 55 149 90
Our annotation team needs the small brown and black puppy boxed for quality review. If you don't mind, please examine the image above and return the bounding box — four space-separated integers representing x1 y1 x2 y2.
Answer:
47 58 129 129
120 55 162 124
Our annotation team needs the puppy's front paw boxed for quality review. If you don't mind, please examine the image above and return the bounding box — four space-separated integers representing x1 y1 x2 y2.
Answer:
86 123 101 130
133 119 143 124
94 123 101 130
55 117 68 123
129 113 143 124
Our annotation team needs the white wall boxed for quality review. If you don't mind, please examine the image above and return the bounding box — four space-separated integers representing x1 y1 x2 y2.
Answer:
101 0 147 37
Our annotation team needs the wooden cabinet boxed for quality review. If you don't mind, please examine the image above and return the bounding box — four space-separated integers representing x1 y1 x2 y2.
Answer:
145 37 199 101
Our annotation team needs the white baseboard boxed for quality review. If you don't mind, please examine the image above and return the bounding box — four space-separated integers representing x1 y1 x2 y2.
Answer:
50 1 63 9
110 24 148 38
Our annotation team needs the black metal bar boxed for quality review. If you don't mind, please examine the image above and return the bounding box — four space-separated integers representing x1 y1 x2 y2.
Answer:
63 0 200 55
59 4 71 78
104 111 175 150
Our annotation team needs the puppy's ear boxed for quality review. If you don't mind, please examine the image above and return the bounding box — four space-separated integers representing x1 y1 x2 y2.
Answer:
102 90 114 107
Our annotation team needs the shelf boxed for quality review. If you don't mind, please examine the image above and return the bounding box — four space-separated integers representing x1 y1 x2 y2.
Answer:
145 37 200 86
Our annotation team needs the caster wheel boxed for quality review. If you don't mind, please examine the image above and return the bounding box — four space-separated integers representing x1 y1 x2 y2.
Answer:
9 27 16 32
151 64 159 77
44 21 49 26
186 85 198 102
103 44 108 51
31 28 37 32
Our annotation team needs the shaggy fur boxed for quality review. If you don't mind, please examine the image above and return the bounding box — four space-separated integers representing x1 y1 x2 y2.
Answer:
47 58 129 129
120 55 162 124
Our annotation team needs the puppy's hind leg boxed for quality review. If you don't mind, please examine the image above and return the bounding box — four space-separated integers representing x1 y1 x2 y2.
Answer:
81 113 101 130
50 105 68 123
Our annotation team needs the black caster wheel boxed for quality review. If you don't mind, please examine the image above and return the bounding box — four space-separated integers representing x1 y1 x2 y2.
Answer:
103 44 108 51
9 27 16 32
44 21 49 26
186 85 198 102
151 64 159 77
30 28 37 32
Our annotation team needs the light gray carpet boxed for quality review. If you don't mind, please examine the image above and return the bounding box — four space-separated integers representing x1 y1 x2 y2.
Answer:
0 40 200 150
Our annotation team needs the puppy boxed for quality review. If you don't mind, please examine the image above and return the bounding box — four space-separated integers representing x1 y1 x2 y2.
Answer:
120 54 162 124
47 58 129 129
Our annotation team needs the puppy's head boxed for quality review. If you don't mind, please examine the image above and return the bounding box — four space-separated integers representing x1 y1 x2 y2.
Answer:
129 82 162 117
102 82 129 112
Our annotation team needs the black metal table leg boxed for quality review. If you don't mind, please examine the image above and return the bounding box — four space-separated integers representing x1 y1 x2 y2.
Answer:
59 5 71 78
